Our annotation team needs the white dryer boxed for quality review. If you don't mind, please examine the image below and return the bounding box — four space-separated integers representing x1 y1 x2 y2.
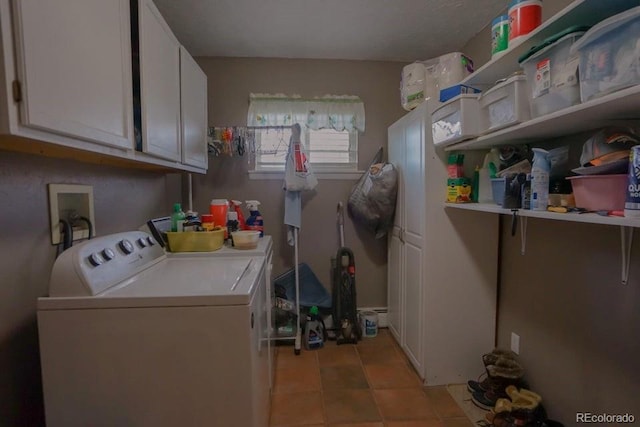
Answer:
37 231 270 427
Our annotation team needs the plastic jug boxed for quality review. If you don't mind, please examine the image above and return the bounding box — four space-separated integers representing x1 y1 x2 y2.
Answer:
303 306 324 350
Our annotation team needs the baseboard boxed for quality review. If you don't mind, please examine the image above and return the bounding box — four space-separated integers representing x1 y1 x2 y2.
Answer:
358 307 388 328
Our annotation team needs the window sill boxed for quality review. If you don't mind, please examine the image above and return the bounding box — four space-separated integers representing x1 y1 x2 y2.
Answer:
248 170 365 181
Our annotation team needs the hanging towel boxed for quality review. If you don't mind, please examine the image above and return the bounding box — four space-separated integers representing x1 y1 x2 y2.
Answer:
284 190 301 246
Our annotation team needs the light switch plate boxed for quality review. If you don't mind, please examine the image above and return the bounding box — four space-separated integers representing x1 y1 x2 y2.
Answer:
48 184 95 245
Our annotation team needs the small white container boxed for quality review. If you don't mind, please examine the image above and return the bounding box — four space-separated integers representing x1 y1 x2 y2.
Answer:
479 74 531 133
431 94 481 147
571 7 640 102
520 30 586 117
231 230 260 249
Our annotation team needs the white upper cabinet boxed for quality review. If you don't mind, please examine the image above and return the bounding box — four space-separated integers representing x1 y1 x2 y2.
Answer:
11 0 134 149
179 46 208 169
138 0 181 162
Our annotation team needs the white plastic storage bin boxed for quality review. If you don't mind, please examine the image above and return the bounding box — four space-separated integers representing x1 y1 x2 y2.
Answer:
519 27 588 117
571 7 640 102
431 94 481 147
479 74 531 133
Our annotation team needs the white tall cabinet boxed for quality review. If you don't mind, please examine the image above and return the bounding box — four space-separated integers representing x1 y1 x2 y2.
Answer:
387 100 500 385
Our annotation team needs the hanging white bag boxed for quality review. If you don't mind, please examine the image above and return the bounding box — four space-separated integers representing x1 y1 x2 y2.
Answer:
284 123 318 191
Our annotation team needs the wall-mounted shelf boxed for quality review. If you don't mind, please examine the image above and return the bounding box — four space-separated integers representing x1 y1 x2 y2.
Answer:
461 0 638 88
444 84 640 152
446 202 637 285
445 202 640 228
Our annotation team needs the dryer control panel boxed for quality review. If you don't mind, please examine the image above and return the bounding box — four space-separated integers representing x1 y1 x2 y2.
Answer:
48 231 166 297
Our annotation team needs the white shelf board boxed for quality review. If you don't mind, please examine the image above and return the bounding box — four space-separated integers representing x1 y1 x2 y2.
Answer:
445 203 640 228
444 84 640 152
462 0 639 88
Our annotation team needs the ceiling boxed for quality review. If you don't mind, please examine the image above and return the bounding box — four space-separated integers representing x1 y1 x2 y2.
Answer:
153 0 507 62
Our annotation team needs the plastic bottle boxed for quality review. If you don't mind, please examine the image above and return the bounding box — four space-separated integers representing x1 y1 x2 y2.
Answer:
226 211 239 244
230 200 246 230
303 306 324 350
530 148 550 211
624 146 640 218
245 200 264 237
170 203 186 232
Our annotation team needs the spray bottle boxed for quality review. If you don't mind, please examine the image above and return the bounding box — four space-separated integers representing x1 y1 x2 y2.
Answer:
530 148 550 211
230 200 246 230
245 200 264 237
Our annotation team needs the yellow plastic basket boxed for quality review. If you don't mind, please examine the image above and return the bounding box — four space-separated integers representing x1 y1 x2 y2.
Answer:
165 229 224 252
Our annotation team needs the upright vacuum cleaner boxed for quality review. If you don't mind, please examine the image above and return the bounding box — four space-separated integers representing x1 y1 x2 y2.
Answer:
332 203 361 344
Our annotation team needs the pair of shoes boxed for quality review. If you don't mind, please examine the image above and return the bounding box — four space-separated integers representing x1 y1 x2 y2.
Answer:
468 348 518 393
471 357 525 410
486 386 545 427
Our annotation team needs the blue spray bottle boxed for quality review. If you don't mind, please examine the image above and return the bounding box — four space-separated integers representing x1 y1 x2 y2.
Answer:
245 200 264 237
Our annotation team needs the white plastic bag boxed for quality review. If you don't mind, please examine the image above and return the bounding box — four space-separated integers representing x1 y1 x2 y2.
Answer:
347 148 398 239
283 124 318 191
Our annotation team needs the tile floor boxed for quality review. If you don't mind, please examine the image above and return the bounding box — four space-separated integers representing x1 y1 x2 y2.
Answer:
269 328 475 427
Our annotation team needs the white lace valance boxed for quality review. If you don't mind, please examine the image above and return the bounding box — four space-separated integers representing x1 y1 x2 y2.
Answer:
247 93 365 132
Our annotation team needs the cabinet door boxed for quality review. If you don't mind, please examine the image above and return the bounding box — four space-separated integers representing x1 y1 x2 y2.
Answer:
387 232 403 343
403 241 423 376
179 46 208 169
139 0 181 161
13 0 133 149
402 113 424 249
387 122 405 344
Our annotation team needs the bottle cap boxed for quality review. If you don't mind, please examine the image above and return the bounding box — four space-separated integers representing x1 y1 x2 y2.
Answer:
227 211 238 221
173 203 182 212
310 306 319 315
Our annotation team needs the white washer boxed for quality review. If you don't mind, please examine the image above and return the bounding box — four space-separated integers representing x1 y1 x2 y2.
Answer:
37 231 270 427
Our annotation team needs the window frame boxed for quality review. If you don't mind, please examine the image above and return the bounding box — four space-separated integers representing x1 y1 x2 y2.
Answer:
252 126 359 174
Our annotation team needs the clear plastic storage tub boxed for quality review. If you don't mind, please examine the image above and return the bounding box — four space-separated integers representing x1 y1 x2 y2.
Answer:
479 74 531 133
431 94 481 147
570 7 640 102
519 27 588 117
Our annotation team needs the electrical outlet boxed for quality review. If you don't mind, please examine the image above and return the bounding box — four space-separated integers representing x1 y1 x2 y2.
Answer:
48 184 95 245
511 332 520 355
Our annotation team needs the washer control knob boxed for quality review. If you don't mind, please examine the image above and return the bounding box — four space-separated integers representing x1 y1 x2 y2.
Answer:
137 237 148 248
119 239 134 254
88 253 104 267
102 248 116 261
146 236 156 246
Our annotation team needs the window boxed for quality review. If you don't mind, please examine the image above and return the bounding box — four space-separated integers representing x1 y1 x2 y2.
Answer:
246 93 365 177
254 127 357 172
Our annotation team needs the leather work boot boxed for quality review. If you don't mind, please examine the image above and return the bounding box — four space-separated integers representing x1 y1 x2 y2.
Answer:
471 357 525 410
468 348 519 394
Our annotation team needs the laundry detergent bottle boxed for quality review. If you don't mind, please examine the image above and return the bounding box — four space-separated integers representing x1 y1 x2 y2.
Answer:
304 306 325 350
245 200 264 237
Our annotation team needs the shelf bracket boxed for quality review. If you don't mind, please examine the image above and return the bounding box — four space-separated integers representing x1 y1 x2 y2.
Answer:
520 215 528 256
621 226 634 285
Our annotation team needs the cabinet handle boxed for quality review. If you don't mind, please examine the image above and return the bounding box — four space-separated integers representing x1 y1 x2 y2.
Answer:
251 312 254 329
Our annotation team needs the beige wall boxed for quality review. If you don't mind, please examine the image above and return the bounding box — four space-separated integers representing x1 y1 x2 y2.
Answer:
193 57 407 307
463 1 640 423
0 149 180 425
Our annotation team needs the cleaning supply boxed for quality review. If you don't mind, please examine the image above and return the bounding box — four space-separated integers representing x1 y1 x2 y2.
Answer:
303 306 325 350
625 146 640 218
491 15 510 57
170 203 186 232
230 200 246 230
226 211 239 244
530 148 550 211
478 150 499 203
245 200 264 237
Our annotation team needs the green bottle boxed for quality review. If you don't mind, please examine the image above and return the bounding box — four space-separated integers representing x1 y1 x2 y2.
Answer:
171 203 186 232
